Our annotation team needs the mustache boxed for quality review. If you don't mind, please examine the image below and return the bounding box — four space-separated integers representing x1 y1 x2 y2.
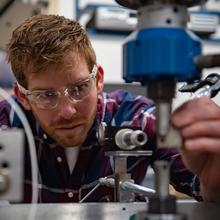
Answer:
51 117 82 127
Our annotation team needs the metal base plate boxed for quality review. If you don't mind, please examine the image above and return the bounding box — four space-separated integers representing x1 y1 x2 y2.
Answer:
0 200 220 220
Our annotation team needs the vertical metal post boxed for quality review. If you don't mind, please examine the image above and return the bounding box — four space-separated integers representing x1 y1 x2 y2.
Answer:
113 156 134 202
154 160 170 199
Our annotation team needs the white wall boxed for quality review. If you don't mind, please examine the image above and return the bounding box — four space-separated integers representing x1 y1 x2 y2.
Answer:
57 0 75 19
77 0 117 9
46 0 75 19
90 35 124 83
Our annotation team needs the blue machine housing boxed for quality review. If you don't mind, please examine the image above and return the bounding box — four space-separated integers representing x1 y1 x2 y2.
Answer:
123 28 201 83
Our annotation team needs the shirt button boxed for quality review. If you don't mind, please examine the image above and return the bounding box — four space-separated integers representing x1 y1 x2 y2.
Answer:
68 192 74 198
57 156 62 163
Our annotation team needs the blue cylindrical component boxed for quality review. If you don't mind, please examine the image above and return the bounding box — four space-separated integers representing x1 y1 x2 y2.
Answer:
123 28 201 83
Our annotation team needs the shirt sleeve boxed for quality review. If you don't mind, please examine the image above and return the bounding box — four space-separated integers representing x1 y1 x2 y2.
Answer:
0 99 12 128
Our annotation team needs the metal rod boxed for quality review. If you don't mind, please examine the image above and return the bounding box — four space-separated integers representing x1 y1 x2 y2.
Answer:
99 177 155 197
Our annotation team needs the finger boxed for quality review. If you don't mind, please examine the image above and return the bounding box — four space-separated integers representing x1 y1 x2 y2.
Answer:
181 120 220 139
184 137 220 154
172 97 220 128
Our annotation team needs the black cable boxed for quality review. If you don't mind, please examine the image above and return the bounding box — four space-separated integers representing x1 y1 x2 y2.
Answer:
0 0 16 17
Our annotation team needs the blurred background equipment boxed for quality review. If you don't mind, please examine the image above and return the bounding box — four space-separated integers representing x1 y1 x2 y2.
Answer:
0 0 48 89
0 0 47 50
0 50 15 89
0 129 24 202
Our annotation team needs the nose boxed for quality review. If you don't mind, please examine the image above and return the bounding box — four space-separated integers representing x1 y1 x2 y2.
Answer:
57 97 77 119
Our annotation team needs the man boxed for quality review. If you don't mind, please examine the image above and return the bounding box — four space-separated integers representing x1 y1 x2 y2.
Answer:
0 14 215 203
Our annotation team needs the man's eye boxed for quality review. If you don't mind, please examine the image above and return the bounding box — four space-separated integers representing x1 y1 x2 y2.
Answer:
36 91 57 99
76 82 89 91
69 83 89 94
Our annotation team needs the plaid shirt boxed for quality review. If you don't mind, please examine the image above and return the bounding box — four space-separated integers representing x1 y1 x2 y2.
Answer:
0 90 202 203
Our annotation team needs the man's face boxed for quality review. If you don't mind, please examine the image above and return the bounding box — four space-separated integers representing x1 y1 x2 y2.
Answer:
19 55 103 147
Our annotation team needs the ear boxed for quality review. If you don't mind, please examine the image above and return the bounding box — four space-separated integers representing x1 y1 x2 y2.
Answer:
13 84 32 111
96 64 104 94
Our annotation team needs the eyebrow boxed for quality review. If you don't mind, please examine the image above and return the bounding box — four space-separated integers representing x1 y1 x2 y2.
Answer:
67 65 97 86
18 74 92 94
50 66 97 89
70 74 92 85
18 65 98 92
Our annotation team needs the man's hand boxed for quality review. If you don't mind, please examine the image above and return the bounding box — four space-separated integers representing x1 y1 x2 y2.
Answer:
171 97 220 202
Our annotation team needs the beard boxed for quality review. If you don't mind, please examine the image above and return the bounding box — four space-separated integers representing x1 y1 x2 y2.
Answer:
33 110 96 147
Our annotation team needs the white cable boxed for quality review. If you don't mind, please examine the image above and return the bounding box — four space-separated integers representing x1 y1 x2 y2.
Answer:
79 183 101 203
0 88 38 207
